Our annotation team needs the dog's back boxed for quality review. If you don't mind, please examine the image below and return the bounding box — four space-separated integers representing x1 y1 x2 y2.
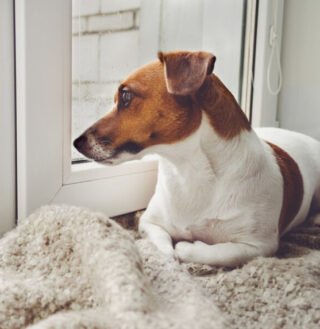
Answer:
255 127 320 233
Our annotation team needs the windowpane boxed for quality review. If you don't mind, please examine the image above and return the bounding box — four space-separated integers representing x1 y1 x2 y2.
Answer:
72 0 142 161
72 0 246 161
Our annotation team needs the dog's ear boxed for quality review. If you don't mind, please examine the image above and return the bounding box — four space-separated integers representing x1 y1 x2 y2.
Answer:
158 51 216 96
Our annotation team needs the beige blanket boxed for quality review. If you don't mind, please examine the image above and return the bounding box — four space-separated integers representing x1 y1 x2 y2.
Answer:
0 205 319 329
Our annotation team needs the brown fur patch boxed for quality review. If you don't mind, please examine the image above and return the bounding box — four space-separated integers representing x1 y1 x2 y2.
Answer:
195 74 251 139
267 142 304 235
89 61 202 153
160 51 216 96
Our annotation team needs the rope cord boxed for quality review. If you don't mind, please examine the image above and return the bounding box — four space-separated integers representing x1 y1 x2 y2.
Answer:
267 0 282 95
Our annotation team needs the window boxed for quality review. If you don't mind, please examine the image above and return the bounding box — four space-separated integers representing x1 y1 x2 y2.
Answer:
72 0 246 162
72 0 142 162
15 0 283 220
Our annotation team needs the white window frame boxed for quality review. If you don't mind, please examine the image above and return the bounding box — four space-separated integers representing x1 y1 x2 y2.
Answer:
251 0 284 127
15 0 159 220
15 0 284 221
0 0 16 235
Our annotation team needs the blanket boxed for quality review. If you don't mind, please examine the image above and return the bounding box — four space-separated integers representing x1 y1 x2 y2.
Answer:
0 205 319 329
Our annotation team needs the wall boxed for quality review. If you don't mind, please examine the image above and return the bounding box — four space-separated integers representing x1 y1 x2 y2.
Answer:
278 0 320 140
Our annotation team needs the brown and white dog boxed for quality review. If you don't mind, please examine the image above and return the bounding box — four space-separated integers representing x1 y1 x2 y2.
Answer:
74 51 320 266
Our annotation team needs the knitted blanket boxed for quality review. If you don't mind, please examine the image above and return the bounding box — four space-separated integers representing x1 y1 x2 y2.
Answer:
0 205 319 329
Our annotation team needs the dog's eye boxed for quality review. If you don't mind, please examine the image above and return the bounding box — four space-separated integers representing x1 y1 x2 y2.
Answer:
119 88 133 109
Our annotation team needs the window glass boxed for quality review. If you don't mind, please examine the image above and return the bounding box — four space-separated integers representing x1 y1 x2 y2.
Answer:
72 0 246 161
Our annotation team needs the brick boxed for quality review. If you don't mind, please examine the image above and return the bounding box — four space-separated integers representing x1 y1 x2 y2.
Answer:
72 82 119 103
72 83 90 100
135 10 140 27
100 30 139 82
72 17 87 34
71 82 119 160
72 96 114 138
72 83 80 99
72 98 114 160
96 97 115 118
72 99 99 138
72 0 100 17
72 98 99 160
101 0 140 13
88 12 134 32
72 34 99 82
88 82 120 99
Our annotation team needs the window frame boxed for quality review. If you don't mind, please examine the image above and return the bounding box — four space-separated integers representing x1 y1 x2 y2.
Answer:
15 0 284 221
251 0 284 127
15 0 159 220
0 0 16 234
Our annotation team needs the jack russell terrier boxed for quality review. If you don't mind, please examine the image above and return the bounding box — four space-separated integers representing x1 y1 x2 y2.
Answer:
74 51 320 266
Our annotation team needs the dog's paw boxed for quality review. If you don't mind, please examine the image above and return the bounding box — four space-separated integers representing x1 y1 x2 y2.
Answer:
155 243 178 261
160 247 180 263
175 241 194 263
158 245 174 256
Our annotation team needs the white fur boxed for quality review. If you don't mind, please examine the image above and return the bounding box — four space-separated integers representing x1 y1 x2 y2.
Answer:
137 114 320 266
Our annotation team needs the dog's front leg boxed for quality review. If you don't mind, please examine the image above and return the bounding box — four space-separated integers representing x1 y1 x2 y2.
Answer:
175 241 263 267
139 221 175 257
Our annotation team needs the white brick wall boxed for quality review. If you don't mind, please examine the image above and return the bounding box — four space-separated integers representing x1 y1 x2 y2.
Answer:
100 30 140 81
88 82 119 100
72 94 114 130
135 10 140 27
72 0 142 160
72 17 87 33
72 85 117 160
101 0 141 13
73 82 119 101
72 35 99 81
87 12 134 32
72 0 100 17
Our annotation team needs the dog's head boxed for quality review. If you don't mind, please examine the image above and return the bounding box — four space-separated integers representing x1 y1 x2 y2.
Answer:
73 51 216 165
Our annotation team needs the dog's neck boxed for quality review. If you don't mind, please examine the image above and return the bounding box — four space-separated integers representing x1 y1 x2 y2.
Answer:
156 76 263 182
157 115 263 182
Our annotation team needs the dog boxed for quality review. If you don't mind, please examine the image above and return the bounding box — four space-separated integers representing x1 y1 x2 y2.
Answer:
74 51 320 266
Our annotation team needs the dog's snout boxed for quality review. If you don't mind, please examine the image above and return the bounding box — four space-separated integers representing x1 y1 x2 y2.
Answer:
73 134 88 151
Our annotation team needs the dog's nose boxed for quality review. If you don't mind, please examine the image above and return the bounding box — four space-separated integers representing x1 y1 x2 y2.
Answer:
73 134 88 151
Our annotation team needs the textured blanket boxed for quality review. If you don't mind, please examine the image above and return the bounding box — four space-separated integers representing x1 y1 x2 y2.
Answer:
0 205 320 329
